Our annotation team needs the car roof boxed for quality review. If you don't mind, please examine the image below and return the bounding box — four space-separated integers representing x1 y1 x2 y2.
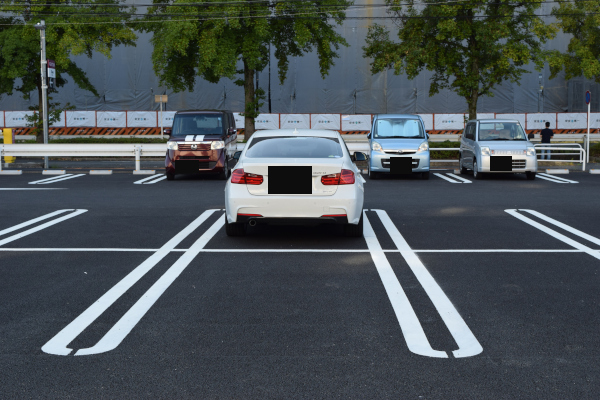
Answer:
469 119 520 124
252 129 340 138
375 114 421 119
175 110 231 114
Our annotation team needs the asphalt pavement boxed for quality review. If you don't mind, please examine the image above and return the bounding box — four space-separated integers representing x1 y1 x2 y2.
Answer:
1 169 599 398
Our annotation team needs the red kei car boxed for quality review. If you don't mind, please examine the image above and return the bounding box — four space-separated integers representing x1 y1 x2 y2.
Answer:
164 110 238 180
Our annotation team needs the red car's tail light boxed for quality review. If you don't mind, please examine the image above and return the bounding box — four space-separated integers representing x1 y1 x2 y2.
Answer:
320 169 355 185
231 169 263 185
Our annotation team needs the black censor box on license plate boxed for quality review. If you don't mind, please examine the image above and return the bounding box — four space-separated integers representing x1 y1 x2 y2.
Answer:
490 156 512 171
268 166 312 194
175 160 199 174
390 157 412 174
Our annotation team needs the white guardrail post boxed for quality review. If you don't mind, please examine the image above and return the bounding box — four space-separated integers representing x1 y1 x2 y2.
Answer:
134 145 141 172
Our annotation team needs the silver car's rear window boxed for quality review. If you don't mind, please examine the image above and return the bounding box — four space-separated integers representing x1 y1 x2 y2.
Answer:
245 136 344 158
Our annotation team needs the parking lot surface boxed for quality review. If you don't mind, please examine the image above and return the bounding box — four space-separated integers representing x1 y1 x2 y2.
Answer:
1 170 599 398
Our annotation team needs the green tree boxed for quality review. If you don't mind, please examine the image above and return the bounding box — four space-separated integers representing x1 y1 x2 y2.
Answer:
363 0 556 119
0 0 137 142
145 0 351 140
549 1 600 83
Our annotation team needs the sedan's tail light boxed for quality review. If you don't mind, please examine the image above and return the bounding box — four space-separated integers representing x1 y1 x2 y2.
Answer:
321 169 355 185
231 169 263 185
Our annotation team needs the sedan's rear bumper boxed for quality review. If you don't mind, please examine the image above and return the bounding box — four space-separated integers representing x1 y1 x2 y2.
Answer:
225 183 364 224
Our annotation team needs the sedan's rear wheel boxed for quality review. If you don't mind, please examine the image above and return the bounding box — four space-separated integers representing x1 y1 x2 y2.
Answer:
225 214 246 236
344 213 364 237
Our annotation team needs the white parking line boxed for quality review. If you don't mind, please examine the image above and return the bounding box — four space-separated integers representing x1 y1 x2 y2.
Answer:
0 209 87 247
538 173 578 184
75 214 224 356
519 209 600 247
433 173 461 183
37 174 86 185
447 173 472 183
535 174 568 183
0 210 71 237
0 188 67 191
363 211 448 358
29 174 75 185
133 174 165 184
143 175 167 184
373 209 483 358
505 209 600 261
42 209 219 356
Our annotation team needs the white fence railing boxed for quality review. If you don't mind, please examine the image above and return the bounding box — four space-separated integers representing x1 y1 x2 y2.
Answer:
534 143 587 171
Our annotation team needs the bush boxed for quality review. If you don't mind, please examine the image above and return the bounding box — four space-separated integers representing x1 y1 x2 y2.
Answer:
429 140 460 159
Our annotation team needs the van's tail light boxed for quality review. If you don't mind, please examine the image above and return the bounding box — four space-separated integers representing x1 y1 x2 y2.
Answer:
231 169 263 185
321 169 355 185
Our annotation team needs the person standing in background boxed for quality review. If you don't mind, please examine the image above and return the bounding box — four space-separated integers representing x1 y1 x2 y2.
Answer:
540 121 554 159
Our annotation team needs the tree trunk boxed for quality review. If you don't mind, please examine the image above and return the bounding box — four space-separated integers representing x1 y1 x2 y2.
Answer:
243 61 255 141
467 89 478 121
36 81 44 143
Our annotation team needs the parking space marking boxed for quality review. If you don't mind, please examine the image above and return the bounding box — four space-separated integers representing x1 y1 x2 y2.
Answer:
29 174 86 185
0 188 67 191
133 174 165 184
75 214 224 356
373 209 483 358
433 173 461 183
41 209 219 356
143 175 167 184
28 174 75 184
538 173 578 184
0 209 87 247
0 210 71 237
447 173 472 183
363 211 448 358
506 209 600 260
536 174 567 183
518 209 600 247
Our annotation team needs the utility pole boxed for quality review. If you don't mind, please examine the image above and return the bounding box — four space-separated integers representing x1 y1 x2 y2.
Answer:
35 20 49 169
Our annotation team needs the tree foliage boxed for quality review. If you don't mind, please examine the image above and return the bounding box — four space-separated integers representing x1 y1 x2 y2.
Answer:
549 1 600 83
144 0 351 139
0 0 136 141
363 0 556 118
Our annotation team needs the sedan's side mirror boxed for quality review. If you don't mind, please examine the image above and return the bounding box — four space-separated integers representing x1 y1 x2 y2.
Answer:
163 128 172 136
233 151 242 160
353 152 367 162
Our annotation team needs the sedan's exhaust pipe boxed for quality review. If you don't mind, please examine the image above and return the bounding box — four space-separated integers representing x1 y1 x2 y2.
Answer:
248 219 257 227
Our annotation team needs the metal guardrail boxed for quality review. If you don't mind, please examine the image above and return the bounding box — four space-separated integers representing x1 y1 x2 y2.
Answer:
534 143 586 171
0 143 166 172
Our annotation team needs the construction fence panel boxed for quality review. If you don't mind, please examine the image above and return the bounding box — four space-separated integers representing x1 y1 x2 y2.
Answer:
127 111 157 127
526 113 556 129
341 114 371 131
434 114 464 130
417 114 433 131
97 111 127 127
557 113 588 129
159 111 177 128
5 111 34 127
280 114 310 129
66 111 96 127
255 114 279 130
311 114 341 130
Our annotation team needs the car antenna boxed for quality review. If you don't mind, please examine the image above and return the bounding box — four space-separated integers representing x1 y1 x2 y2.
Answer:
293 128 298 134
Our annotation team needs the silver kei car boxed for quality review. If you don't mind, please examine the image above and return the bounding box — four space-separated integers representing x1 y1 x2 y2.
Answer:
459 119 537 180
367 114 430 180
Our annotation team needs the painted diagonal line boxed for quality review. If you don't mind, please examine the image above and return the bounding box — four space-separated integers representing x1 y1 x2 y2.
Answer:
0 188 67 191
133 174 159 184
447 173 472 183
536 174 568 184
0 210 71 237
29 174 73 184
38 174 86 185
538 173 578 184
41 209 219 356
373 209 483 358
506 209 600 260
75 214 225 356
0 209 87 247
520 209 600 246
433 173 460 183
144 175 167 184
363 211 448 358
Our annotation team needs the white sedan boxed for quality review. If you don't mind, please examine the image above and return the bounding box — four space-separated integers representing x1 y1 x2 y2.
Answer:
224 129 365 237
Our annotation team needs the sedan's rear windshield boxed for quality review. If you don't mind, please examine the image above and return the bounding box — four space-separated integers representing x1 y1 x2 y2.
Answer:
245 136 344 158
375 119 424 138
171 113 223 136
478 122 527 141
